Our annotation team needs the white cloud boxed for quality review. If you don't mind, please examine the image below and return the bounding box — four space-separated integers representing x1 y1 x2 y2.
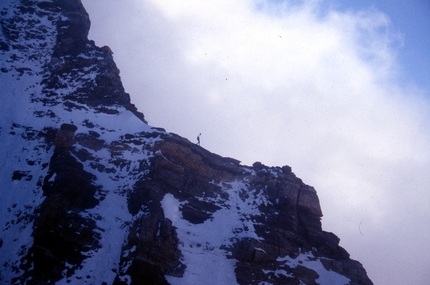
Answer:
83 0 430 284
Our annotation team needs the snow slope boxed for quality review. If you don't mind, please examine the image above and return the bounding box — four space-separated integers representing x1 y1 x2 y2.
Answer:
0 1 159 283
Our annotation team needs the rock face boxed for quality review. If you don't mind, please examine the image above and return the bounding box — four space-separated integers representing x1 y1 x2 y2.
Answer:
0 0 373 284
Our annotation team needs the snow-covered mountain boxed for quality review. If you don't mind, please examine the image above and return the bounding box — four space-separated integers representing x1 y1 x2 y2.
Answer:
0 0 373 284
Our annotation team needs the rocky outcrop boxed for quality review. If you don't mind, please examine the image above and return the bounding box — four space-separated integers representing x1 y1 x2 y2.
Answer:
53 123 77 147
111 133 373 285
14 124 102 284
36 0 145 122
0 0 373 284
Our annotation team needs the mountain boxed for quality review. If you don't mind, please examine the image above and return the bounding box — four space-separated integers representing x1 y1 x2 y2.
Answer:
0 0 373 284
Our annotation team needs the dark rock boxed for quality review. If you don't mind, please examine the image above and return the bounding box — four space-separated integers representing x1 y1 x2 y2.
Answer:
19 134 103 283
118 135 372 284
115 213 185 283
60 123 78 132
75 132 105 151
11 170 32 181
180 199 221 224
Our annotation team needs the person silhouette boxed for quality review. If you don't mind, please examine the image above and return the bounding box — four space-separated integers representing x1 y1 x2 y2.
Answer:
197 133 201 145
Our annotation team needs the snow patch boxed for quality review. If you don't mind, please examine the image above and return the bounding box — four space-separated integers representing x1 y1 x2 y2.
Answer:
161 193 183 223
161 180 274 284
161 193 239 285
275 251 351 285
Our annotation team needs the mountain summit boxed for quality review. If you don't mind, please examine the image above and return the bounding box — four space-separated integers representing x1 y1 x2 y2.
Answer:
0 0 373 284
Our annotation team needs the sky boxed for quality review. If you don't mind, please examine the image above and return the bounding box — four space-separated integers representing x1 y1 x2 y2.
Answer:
81 0 430 284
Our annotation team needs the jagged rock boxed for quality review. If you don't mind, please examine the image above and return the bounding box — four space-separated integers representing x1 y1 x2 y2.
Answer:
20 125 103 284
53 123 77 147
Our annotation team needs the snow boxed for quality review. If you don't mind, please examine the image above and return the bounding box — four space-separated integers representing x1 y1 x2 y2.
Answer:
161 193 239 285
275 251 351 285
161 193 183 223
161 180 271 284
0 1 59 281
162 180 350 285
0 1 161 282
54 117 159 284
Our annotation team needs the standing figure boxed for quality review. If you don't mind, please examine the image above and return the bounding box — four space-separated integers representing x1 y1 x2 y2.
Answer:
197 133 201 145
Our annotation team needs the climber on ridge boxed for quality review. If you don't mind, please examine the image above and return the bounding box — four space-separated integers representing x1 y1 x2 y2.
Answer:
197 133 201 145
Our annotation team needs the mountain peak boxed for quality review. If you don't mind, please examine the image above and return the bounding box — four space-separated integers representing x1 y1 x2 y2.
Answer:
0 0 373 284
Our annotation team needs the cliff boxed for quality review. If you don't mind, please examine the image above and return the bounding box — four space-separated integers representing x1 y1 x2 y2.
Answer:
0 0 373 284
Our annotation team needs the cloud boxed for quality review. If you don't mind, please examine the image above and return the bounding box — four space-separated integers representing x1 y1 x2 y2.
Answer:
83 0 430 284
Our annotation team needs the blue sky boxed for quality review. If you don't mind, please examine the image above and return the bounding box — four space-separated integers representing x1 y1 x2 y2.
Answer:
333 0 430 89
82 1 430 284
270 0 430 91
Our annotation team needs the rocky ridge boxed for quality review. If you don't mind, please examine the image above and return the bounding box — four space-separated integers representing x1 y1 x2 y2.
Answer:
0 0 373 284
